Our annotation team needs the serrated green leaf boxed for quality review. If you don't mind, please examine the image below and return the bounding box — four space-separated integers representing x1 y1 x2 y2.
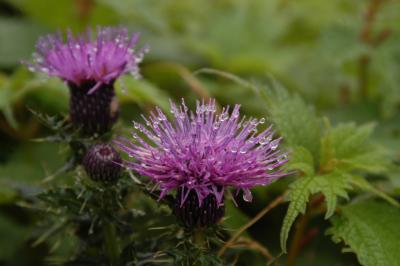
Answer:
346 173 399 207
321 122 388 173
286 146 315 176
280 171 351 252
260 80 322 161
328 201 400 266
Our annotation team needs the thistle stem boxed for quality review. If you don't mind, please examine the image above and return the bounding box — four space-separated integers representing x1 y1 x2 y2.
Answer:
286 194 324 266
103 222 120 265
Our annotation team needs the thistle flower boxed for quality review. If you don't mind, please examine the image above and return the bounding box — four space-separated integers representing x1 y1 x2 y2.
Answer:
24 26 148 135
83 144 122 183
115 99 288 227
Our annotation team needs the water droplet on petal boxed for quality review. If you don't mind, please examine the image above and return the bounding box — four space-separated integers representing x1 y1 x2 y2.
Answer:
219 113 229 122
243 190 253 202
270 139 280 150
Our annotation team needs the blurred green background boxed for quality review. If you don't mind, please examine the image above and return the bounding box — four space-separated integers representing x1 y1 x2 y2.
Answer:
0 0 399 265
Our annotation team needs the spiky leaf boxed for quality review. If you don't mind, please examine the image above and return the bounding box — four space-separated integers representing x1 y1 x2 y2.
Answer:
321 123 388 173
260 81 322 160
280 171 351 252
328 201 400 266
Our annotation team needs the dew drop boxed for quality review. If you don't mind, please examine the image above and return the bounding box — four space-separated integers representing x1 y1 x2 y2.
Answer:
277 154 288 162
120 80 127 95
259 136 270 145
243 190 253 202
259 118 265 124
270 139 280 151
219 113 229 122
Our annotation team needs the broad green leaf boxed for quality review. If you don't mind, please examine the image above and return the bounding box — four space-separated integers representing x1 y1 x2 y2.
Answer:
0 18 45 67
222 201 251 238
321 122 388 173
0 68 68 128
280 171 351 252
6 0 118 30
0 214 30 260
328 201 400 266
0 184 17 204
260 80 322 161
116 77 170 111
0 142 66 184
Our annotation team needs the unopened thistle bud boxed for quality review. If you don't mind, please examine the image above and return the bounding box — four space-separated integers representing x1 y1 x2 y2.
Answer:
83 144 122 183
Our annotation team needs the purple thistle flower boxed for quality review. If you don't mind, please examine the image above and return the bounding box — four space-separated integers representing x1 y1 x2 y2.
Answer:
25 26 148 92
24 26 148 135
115 99 288 210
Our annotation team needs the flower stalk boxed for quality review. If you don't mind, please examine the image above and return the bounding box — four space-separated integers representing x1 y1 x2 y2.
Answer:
103 221 120 266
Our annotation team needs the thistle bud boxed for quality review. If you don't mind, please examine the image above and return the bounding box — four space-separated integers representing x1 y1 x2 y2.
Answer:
83 144 122 183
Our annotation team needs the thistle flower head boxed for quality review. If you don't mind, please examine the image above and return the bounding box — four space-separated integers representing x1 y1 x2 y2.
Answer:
25 26 148 94
116 99 288 206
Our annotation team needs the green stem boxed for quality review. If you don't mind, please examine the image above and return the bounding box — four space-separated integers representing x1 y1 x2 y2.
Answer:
103 222 120 265
193 228 206 249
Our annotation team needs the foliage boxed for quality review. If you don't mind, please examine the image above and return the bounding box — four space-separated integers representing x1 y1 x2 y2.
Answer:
328 200 400 266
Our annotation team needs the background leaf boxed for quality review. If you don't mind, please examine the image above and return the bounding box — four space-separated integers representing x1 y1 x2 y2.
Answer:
328 200 400 266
